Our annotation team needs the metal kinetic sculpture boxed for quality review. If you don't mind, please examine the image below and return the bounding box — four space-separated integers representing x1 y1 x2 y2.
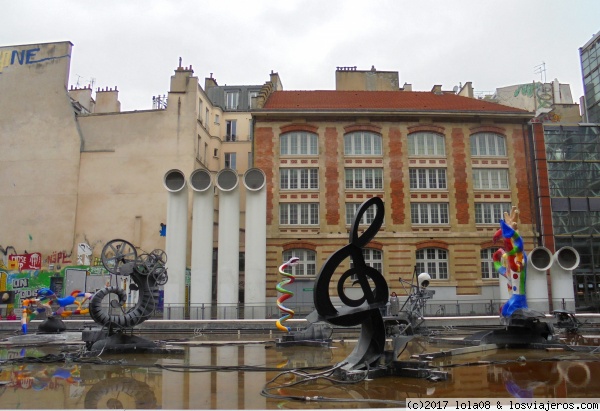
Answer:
82 239 169 351
312 197 389 371
275 257 300 332
309 197 445 380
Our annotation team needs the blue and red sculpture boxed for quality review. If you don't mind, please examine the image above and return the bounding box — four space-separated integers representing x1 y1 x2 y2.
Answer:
492 207 528 318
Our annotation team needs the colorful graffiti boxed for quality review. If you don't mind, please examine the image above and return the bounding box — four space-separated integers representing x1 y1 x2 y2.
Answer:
8 253 42 270
0 47 70 74
513 82 553 110
46 250 71 266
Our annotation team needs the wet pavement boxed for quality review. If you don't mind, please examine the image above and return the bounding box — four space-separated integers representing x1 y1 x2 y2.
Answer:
1 330 600 409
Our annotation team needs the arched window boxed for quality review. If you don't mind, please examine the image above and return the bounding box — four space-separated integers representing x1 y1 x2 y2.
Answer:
282 249 317 276
480 248 499 279
470 132 507 156
408 132 446 156
280 132 318 155
344 132 382 155
416 248 448 280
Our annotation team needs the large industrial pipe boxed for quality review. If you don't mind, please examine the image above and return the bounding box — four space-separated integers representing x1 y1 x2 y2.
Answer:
551 246 580 312
163 169 188 319
526 246 553 313
243 168 267 319
216 169 240 319
189 169 214 318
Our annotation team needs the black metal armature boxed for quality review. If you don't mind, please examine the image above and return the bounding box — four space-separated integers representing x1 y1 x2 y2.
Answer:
312 197 388 371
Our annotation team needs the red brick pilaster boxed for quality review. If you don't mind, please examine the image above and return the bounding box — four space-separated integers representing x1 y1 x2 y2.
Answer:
513 126 533 225
324 127 340 225
452 128 469 224
389 127 405 224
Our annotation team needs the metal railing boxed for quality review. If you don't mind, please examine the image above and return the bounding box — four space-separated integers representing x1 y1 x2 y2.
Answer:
153 298 577 320
10 298 579 321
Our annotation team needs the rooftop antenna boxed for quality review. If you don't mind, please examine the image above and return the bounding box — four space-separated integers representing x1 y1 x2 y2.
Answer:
534 62 546 83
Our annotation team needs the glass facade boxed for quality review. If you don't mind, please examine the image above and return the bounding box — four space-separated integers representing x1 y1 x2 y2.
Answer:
580 31 600 123
546 125 600 308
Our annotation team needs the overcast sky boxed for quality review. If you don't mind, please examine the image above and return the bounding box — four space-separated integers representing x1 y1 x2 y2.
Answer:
2 0 599 111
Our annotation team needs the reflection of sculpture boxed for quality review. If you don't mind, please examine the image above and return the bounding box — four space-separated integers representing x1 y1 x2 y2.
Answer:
83 239 168 352
493 207 528 317
275 257 299 332
84 377 157 409
2 364 80 391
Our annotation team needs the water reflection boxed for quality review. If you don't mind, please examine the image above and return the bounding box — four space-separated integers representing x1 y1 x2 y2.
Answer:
0 336 599 409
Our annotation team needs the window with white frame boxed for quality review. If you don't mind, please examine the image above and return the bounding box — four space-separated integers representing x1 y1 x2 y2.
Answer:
408 132 446 156
472 169 509 190
475 202 512 224
349 248 383 280
470 132 507 156
280 203 319 225
480 248 499 279
409 168 447 189
345 168 383 190
344 132 382 155
224 152 236 169
282 249 317 275
205 108 209 127
410 203 449 224
345 202 382 225
214 114 220 124
225 91 239 110
280 168 319 190
280 132 319 155
226 120 237 141
416 248 448 280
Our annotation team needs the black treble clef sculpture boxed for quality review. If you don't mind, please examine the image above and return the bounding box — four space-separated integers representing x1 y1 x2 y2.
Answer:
312 197 389 371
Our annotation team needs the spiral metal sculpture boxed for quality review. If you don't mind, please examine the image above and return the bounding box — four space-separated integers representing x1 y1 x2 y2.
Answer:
275 257 300 332
90 239 167 329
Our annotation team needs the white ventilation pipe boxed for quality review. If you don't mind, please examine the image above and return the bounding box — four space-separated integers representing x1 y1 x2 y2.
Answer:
189 168 214 319
243 168 267 319
550 246 580 312
163 169 188 320
216 169 240 319
526 246 553 313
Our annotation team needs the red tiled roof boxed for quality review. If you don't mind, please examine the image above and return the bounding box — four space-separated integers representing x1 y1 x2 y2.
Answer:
262 90 531 114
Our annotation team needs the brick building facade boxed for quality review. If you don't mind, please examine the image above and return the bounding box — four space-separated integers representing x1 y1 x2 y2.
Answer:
253 89 534 305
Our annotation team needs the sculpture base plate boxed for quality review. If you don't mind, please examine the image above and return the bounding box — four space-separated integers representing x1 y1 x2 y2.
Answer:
83 329 183 355
333 357 448 382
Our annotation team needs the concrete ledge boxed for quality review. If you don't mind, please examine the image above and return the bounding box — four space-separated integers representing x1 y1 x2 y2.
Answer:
2 314 599 334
